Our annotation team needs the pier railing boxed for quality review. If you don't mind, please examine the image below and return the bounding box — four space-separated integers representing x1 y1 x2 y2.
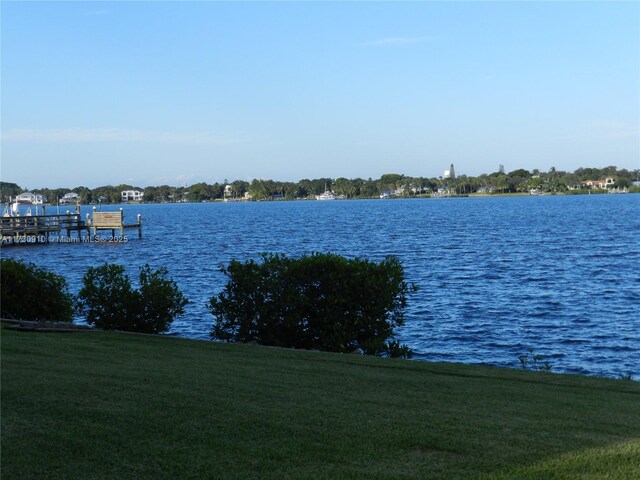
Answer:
2 209 142 245
1 213 84 237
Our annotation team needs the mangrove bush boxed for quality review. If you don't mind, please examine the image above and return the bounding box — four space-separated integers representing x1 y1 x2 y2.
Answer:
78 263 187 334
0 258 74 321
209 253 415 357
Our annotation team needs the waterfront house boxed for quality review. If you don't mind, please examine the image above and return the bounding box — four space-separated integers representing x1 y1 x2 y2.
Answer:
580 178 615 189
121 190 144 202
16 192 47 205
59 192 80 205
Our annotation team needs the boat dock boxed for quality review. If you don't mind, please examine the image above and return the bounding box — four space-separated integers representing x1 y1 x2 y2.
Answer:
1 208 142 246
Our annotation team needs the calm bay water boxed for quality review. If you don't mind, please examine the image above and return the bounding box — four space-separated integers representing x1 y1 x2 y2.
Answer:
4 194 639 377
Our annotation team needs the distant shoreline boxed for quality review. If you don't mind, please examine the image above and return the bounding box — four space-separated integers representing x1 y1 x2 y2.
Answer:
103 190 638 205
47 189 640 207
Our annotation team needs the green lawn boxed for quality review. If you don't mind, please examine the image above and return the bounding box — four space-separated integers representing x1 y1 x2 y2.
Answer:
2 328 638 479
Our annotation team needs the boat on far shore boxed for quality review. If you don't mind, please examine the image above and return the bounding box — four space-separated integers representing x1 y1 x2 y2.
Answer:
315 190 336 201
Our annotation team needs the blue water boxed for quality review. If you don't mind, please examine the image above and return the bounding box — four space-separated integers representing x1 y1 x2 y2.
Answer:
3 195 639 378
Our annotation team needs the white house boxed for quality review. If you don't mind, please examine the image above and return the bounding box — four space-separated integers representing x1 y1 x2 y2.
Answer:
121 190 144 202
16 192 47 205
59 192 80 204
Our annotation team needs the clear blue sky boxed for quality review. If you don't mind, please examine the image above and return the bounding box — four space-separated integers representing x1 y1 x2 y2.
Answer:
1 1 638 189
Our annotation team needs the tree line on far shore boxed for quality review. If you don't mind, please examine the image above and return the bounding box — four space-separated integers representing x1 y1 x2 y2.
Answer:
2 165 639 204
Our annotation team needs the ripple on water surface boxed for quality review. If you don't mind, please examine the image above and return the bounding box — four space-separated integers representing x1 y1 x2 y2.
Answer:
4 195 639 378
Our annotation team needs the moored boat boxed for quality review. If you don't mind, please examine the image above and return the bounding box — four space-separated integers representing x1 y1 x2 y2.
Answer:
315 190 336 200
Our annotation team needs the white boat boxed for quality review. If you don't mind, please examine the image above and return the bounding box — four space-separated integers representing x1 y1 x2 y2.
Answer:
315 190 336 201
4 198 23 217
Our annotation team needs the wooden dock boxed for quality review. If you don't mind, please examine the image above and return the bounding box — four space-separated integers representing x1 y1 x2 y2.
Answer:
1 208 142 246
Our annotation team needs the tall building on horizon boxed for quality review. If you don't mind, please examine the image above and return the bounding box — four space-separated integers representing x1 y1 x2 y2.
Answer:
443 163 456 180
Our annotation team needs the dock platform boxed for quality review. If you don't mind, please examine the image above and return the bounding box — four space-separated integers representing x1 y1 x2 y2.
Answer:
1 208 142 246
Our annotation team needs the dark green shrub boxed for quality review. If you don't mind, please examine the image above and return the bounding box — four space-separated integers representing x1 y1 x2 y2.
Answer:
78 264 187 334
209 253 414 357
518 348 552 372
0 258 74 321
385 340 414 359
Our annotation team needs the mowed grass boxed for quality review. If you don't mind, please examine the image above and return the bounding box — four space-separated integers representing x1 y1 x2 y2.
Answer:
1 328 639 480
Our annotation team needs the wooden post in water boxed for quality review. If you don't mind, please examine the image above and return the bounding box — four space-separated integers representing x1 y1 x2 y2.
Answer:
91 207 96 238
137 213 142 239
66 211 71 239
